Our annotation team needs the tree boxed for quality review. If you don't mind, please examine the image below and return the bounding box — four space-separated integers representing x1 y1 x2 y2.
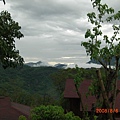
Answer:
0 11 24 68
81 0 120 120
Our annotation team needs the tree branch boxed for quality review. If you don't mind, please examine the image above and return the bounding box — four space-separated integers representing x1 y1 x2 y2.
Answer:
98 59 109 71
96 69 113 120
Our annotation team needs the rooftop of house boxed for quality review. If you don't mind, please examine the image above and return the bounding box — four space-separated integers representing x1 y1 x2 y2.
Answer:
0 96 31 120
64 79 120 112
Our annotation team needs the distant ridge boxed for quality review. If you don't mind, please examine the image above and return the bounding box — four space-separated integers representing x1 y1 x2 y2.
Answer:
25 61 67 69
25 61 49 67
54 63 67 69
87 57 120 65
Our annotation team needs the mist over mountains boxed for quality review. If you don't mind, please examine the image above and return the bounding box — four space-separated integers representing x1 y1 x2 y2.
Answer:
25 61 67 69
25 60 102 68
87 57 120 66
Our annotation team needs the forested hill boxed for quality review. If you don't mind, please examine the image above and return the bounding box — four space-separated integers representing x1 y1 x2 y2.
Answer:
0 65 120 107
0 65 60 105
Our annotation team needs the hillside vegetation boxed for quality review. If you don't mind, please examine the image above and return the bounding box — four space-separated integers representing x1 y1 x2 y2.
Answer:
0 65 59 106
0 65 120 107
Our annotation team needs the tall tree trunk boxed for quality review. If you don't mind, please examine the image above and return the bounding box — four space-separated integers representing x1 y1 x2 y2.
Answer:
74 83 86 119
96 69 113 120
112 57 119 109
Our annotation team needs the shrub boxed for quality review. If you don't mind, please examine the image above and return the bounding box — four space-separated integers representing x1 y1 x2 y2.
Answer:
31 105 85 120
65 112 81 120
18 115 27 120
31 105 65 120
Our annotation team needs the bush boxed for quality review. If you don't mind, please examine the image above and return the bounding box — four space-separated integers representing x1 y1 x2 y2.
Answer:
31 105 82 120
65 112 81 120
18 115 27 120
31 105 65 120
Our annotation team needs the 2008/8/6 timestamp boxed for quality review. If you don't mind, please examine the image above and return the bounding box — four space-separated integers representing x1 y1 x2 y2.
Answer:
96 108 119 113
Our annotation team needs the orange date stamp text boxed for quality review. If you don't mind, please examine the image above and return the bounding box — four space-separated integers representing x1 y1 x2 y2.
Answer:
96 108 119 113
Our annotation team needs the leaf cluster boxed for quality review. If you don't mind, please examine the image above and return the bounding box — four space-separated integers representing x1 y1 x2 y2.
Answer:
18 115 27 120
81 2 120 119
31 105 81 120
0 11 24 68
81 0 120 68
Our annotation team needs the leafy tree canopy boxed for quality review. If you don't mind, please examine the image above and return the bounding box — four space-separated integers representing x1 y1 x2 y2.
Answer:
79 0 120 120
0 11 24 68
81 0 120 69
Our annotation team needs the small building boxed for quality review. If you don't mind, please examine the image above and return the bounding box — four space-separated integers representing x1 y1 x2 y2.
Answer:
64 79 120 119
0 96 31 120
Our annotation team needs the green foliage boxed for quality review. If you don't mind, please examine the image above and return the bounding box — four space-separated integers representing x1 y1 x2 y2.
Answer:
51 67 97 96
0 65 59 106
0 11 24 68
18 115 27 120
31 105 65 120
31 105 81 120
0 63 119 107
65 112 81 120
81 0 120 120
81 0 120 64
74 65 84 88
81 0 120 94
93 115 98 120
51 67 78 94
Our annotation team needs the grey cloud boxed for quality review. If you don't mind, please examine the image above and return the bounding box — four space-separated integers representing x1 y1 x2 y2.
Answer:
10 0 91 18
5 0 120 67
7 0 94 43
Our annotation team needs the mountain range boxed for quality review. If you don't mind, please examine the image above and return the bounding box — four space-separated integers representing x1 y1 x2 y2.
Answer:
25 61 67 69
87 57 120 65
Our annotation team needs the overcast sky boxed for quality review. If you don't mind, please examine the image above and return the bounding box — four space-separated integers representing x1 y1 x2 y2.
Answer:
0 0 120 68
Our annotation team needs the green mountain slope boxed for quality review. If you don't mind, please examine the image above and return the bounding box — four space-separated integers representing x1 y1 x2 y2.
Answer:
0 65 59 105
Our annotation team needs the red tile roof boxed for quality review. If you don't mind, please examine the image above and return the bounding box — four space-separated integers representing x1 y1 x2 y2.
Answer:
0 96 31 120
64 79 120 111
11 102 31 117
